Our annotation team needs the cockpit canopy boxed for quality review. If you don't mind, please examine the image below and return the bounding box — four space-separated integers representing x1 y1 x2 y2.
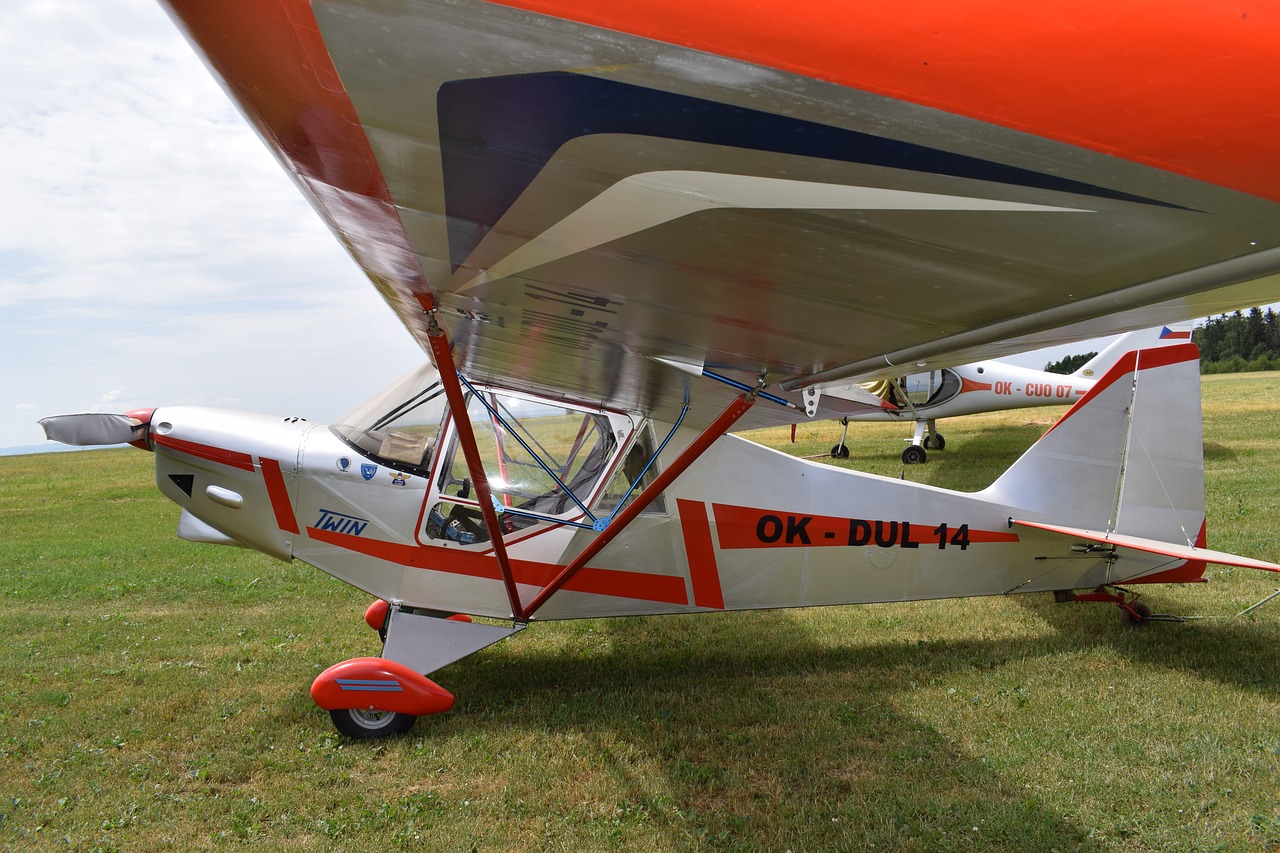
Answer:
330 363 659 538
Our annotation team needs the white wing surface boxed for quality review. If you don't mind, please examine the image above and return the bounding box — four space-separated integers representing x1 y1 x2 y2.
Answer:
158 1 1280 427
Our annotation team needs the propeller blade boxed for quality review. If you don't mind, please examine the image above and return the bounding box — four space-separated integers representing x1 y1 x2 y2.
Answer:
39 413 147 446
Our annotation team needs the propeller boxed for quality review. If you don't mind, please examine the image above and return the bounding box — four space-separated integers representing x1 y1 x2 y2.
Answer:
39 409 154 447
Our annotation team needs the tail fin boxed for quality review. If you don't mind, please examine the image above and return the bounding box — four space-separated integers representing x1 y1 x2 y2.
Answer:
1070 324 1194 379
983 343 1204 546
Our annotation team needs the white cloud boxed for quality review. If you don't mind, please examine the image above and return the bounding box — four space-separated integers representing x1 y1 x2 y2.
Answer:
0 0 424 449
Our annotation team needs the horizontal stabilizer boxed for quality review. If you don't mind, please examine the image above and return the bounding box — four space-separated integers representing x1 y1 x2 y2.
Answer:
1012 518 1280 574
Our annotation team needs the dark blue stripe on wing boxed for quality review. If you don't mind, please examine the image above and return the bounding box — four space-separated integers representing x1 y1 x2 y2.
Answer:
437 72 1178 270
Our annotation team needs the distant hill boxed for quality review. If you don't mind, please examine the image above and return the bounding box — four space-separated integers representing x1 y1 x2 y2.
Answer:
0 444 96 457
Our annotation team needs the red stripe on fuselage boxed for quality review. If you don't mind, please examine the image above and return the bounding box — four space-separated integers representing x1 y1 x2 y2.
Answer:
307 527 689 606
259 457 300 535
487 0 1280 203
153 434 256 472
155 438 302 536
676 499 724 610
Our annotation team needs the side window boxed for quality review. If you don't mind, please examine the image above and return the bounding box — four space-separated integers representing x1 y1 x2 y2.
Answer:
427 391 620 543
596 430 665 515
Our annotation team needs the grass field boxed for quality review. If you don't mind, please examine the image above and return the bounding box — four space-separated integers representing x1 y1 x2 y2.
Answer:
2 373 1278 851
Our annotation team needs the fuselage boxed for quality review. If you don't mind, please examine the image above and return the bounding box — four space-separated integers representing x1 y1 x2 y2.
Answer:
839 361 1088 423
143 358 1199 623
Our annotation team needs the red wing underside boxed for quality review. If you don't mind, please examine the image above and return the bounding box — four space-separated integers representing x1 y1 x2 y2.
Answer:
160 0 1280 427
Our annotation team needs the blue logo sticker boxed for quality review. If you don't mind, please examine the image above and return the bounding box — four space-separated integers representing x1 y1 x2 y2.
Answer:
361 463 378 481
337 457 351 472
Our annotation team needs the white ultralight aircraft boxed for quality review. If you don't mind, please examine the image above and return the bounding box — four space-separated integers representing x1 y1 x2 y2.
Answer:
825 326 1193 464
42 1 1280 739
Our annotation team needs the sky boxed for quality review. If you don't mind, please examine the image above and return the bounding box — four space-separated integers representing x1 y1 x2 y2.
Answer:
0 1 1207 452
0 0 424 451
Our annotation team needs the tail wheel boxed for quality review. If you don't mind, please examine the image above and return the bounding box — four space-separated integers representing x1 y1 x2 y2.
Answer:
1122 601 1152 626
329 707 417 739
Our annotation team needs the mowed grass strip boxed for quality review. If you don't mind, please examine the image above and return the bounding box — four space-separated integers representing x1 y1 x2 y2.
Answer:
0 374 1276 851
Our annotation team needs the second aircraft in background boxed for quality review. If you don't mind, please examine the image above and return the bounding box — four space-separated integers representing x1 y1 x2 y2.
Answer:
824 326 1193 464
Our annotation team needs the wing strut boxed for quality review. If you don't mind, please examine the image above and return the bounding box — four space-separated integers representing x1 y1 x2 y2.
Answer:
426 315 525 620
520 391 757 620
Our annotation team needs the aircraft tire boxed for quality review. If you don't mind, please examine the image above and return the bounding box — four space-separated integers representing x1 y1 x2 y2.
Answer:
830 444 850 459
329 707 417 739
930 434 946 451
1122 601 1152 626
901 445 927 465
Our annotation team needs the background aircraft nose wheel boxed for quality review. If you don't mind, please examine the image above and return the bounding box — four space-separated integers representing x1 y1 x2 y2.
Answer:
329 707 417 739
923 433 946 450
901 445 927 465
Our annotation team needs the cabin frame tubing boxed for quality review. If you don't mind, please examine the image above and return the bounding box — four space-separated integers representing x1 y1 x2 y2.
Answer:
427 314 756 621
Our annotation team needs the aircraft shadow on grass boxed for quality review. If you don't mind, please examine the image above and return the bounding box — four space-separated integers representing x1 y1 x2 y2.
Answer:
404 609 1122 849
1022 594 1279 701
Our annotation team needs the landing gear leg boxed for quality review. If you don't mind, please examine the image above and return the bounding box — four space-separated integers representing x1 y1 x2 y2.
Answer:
922 419 945 451
312 605 526 739
1053 586 1183 625
830 417 850 459
903 420 929 464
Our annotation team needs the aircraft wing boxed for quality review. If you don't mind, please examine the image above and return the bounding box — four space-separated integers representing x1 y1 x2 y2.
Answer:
160 1 1280 428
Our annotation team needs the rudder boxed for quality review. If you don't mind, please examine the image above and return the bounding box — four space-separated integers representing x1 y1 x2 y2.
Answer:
982 343 1204 546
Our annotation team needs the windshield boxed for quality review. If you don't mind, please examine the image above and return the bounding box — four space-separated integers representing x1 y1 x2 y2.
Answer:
331 362 447 475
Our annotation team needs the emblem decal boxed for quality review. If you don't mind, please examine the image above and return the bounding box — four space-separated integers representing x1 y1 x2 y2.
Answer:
390 472 409 487
361 463 378 481
337 457 351 472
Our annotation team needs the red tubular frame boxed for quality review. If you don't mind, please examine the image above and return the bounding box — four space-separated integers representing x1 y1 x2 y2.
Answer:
426 325 525 619
428 308 755 620
519 392 756 619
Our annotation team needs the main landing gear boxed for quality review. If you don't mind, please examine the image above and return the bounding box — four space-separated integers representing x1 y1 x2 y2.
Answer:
1054 586 1185 625
330 705 418 739
310 600 525 739
310 655 454 739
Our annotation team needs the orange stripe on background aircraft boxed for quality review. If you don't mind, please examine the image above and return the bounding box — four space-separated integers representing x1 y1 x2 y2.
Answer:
40 1 1280 738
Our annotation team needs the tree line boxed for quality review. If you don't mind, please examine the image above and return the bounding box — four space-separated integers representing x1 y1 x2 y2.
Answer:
1044 307 1280 375
1193 307 1280 373
1043 351 1096 375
